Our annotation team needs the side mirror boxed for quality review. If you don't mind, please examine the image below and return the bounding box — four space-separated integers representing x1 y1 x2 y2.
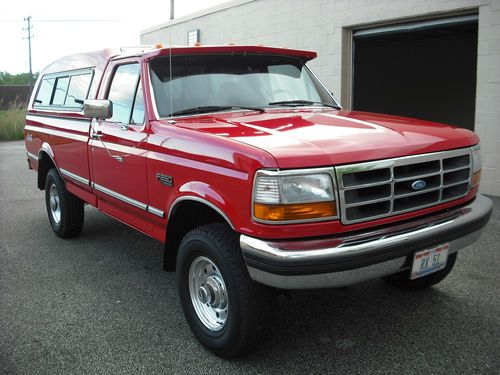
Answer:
83 99 113 119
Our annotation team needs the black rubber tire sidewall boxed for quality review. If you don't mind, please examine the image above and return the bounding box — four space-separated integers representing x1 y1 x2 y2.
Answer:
178 239 237 342
44 168 84 238
176 224 272 358
45 170 62 233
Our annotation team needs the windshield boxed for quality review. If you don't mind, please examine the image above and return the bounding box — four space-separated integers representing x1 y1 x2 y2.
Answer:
150 54 338 117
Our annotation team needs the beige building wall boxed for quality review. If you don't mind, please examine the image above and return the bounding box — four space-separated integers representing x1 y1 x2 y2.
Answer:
141 0 500 196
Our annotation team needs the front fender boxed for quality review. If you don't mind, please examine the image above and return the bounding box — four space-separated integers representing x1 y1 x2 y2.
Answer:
169 181 235 229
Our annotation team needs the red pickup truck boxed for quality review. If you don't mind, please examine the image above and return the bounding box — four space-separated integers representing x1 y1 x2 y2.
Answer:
24 45 492 358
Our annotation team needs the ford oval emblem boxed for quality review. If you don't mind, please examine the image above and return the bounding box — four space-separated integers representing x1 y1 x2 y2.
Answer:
411 180 427 190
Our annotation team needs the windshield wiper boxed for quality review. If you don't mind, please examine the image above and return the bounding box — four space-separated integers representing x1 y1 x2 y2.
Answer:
269 100 341 110
170 105 264 117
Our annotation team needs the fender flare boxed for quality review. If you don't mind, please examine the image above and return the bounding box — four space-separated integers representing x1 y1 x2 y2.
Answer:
36 143 59 189
38 142 57 169
169 181 236 229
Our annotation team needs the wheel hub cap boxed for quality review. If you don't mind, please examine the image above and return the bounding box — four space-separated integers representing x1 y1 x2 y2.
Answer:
189 256 229 331
198 285 210 304
49 183 61 224
50 196 58 211
198 276 227 309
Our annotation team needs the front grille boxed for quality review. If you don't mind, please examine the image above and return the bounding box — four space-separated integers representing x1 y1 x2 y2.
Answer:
335 148 472 224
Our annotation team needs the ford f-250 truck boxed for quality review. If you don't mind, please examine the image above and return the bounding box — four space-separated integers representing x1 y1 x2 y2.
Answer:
24 45 492 358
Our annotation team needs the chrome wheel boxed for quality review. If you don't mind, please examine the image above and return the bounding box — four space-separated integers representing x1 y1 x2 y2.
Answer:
188 256 228 331
49 183 61 224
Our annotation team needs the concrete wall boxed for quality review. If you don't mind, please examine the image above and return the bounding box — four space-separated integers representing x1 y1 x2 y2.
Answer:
141 0 500 196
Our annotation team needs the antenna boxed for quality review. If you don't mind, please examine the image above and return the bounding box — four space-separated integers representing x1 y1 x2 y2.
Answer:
168 13 175 124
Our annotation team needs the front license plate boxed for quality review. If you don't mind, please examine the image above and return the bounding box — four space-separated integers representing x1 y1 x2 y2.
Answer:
411 243 449 280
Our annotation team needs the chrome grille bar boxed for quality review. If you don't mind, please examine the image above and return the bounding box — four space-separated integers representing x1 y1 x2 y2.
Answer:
335 148 473 224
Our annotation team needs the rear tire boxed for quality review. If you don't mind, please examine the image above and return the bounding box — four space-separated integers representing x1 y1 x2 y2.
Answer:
176 223 273 358
45 168 84 238
383 252 457 290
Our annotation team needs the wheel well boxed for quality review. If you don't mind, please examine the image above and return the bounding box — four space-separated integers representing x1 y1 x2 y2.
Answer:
37 152 56 190
164 200 230 272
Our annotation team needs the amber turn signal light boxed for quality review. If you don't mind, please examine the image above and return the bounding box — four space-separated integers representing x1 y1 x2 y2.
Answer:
254 201 337 221
471 170 481 187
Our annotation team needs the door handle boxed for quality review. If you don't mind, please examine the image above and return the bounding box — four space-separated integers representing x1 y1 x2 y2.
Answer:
92 130 103 140
90 128 125 164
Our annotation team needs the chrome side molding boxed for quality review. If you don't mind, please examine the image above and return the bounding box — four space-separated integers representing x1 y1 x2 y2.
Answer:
60 168 90 186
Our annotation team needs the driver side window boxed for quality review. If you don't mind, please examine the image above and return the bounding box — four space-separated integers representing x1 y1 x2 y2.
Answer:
107 63 144 125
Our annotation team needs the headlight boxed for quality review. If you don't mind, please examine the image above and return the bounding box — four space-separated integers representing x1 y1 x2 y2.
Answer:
253 169 338 223
471 144 481 187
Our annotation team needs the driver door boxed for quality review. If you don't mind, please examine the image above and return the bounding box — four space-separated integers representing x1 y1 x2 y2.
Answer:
89 61 151 234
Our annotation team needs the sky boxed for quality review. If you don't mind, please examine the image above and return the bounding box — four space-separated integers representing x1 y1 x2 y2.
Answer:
0 0 229 74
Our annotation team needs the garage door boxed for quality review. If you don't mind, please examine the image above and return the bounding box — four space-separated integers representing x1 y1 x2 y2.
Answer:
352 15 478 130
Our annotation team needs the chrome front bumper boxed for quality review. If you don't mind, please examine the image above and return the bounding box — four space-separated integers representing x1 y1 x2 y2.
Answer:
240 194 493 289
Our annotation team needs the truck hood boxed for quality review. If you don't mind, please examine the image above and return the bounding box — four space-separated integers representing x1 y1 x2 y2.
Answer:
172 109 479 168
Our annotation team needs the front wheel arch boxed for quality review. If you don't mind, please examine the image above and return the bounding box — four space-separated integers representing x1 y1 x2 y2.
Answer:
164 199 234 271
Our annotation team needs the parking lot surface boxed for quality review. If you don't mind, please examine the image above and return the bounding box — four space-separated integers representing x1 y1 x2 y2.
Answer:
1 140 499 374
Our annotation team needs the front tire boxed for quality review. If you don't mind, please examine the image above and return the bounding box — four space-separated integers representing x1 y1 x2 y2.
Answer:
45 168 84 238
383 252 457 290
176 223 273 358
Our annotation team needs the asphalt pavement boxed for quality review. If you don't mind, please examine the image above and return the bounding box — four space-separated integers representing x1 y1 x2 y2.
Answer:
1 140 499 374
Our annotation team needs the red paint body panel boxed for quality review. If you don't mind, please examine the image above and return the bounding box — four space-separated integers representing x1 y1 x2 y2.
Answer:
24 49 115 195
24 45 481 246
87 57 153 235
146 120 278 240
25 114 91 190
66 183 97 206
170 109 478 169
147 114 478 239
89 127 152 235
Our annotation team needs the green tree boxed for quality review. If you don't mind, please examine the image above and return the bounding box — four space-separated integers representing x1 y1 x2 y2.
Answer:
0 72 38 85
